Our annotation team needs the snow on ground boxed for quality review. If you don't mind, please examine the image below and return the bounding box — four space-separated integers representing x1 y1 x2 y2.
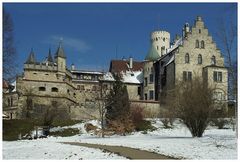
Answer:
3 119 237 160
3 137 126 160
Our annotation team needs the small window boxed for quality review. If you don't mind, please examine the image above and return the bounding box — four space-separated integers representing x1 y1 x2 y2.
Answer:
144 77 148 86
51 87 58 92
137 87 141 95
199 29 201 33
163 38 166 42
131 73 134 76
33 73 37 75
157 46 159 50
211 56 216 65
201 40 205 48
198 54 202 64
185 53 190 63
39 87 46 91
156 37 158 41
149 90 154 100
195 40 199 48
92 86 96 91
183 71 192 81
67 89 70 93
144 93 148 100
45 74 49 76
149 74 154 83
213 71 222 82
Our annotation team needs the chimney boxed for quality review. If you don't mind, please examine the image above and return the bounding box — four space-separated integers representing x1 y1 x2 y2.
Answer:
71 64 75 70
129 57 133 69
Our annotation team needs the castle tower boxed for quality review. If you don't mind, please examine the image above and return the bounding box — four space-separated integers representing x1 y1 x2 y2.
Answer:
150 31 170 57
25 48 36 64
55 41 66 73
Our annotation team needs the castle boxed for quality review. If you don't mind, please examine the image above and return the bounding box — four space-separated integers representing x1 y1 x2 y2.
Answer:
3 16 228 120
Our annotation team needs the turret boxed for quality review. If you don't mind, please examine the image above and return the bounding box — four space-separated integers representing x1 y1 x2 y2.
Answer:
182 23 190 38
25 48 36 64
55 41 66 72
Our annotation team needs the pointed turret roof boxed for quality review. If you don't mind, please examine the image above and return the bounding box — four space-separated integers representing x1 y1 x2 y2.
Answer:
25 48 36 64
145 44 160 61
47 48 53 62
55 41 66 58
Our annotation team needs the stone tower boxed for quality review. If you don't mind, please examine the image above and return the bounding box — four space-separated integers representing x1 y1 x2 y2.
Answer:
151 31 170 57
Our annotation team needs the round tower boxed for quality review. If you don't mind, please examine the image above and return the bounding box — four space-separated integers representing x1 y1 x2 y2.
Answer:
150 31 170 57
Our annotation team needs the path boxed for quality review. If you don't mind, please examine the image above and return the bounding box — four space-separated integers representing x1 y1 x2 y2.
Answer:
61 142 177 160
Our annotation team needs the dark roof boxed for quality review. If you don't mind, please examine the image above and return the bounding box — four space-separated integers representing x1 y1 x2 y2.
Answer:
25 49 36 64
47 48 54 62
109 60 144 73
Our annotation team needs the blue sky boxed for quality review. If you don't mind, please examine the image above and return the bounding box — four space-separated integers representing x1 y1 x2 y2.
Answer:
3 3 237 73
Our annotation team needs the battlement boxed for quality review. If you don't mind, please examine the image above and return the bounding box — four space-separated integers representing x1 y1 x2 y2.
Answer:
24 63 57 71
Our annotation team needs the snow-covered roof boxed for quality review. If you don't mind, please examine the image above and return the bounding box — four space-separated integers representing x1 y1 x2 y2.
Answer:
10 81 16 92
166 37 183 54
71 70 104 75
102 72 115 81
122 71 143 84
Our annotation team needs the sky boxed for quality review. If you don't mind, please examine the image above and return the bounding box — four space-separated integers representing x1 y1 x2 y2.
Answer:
3 3 237 73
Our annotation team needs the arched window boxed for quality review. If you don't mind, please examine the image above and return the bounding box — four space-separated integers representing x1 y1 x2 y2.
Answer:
39 87 46 91
201 40 205 48
185 53 190 63
51 87 58 92
195 40 199 48
211 55 216 65
198 54 202 64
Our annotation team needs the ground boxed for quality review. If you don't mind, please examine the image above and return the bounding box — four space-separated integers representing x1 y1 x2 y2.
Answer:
2 119 237 160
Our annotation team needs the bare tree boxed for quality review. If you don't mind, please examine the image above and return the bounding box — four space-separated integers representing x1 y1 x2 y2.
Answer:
3 9 17 81
166 78 215 137
216 4 237 134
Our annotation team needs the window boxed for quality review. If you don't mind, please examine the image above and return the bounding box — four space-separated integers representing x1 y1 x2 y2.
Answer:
149 90 154 100
77 85 80 90
149 74 154 83
67 89 70 93
33 73 37 75
80 85 85 90
144 77 148 86
163 38 166 42
45 74 49 76
92 86 96 91
157 46 159 50
198 54 202 64
183 71 192 81
195 40 199 48
213 91 223 101
213 71 222 82
199 29 201 33
51 87 58 92
201 40 205 48
144 93 148 100
156 37 158 41
137 87 141 95
39 87 46 91
211 56 216 65
185 53 190 63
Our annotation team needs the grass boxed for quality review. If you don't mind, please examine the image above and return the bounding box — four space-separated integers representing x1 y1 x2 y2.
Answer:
3 119 82 141
49 128 80 137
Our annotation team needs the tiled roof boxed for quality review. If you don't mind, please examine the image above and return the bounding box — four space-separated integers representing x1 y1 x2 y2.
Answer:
109 60 144 73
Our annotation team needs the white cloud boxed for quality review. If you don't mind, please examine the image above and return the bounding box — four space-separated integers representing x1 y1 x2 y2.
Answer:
44 35 91 53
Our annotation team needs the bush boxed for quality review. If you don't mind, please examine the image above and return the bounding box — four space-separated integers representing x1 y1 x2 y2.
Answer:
84 123 98 132
161 118 173 129
49 128 80 137
211 118 228 129
135 120 156 132
166 78 214 137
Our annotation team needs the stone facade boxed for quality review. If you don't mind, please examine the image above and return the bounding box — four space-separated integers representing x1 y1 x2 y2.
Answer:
2 16 228 120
